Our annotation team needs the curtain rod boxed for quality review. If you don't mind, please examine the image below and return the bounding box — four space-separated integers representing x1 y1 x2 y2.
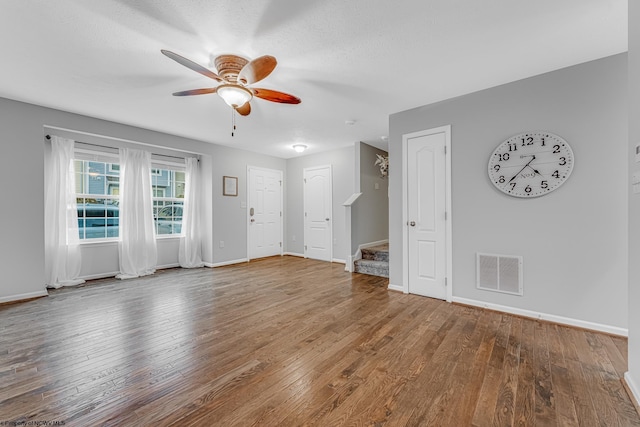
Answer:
45 134 187 161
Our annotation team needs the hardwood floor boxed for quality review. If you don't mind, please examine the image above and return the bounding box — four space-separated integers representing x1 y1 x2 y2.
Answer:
1 256 638 426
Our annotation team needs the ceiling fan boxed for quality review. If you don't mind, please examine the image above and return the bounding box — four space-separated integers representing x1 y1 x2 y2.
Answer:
161 49 301 116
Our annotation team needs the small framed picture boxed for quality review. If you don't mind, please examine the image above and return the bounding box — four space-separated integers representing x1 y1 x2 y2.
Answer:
223 176 238 196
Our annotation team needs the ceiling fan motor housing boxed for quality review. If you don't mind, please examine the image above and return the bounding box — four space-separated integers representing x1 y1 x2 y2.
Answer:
214 54 249 83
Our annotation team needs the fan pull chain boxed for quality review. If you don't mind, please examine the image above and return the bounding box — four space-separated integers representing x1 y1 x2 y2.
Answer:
231 109 237 137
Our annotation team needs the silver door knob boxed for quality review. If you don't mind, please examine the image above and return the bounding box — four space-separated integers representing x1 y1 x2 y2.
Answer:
250 218 255 222
325 218 330 221
410 221 416 226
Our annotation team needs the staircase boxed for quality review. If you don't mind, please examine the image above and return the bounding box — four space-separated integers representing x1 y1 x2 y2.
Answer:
354 243 389 278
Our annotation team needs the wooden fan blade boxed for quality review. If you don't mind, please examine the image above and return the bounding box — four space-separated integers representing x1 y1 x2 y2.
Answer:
161 49 223 82
235 102 251 116
172 88 218 96
238 55 277 85
252 88 301 104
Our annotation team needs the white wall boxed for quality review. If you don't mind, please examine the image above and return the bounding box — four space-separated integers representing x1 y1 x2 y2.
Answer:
351 142 388 254
0 97 285 301
285 146 354 262
389 54 628 331
627 0 640 402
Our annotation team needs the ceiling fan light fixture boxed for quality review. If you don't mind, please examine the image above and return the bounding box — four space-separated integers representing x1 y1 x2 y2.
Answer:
293 144 307 153
217 84 253 108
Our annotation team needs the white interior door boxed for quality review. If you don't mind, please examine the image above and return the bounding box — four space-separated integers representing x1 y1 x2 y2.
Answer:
405 127 450 300
248 167 283 260
304 165 332 262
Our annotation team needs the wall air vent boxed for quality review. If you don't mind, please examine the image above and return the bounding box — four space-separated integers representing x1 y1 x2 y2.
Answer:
476 253 523 296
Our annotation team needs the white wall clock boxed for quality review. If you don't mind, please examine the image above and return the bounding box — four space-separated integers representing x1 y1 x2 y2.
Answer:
488 132 574 198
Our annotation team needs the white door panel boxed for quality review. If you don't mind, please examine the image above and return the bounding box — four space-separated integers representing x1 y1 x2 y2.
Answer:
304 165 332 262
248 167 282 260
407 130 448 300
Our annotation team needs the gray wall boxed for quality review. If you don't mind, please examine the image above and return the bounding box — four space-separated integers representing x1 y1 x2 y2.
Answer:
628 1 640 395
285 146 354 262
351 142 389 254
390 54 628 329
0 97 284 300
212 145 285 263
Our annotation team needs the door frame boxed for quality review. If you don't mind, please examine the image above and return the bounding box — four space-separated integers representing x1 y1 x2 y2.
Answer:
246 165 284 261
401 125 453 302
303 164 333 262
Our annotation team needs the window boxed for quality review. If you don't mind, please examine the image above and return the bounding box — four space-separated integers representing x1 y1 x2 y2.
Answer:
152 168 185 235
72 154 186 240
74 159 120 240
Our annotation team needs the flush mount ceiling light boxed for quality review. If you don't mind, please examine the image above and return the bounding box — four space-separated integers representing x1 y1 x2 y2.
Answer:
293 144 307 153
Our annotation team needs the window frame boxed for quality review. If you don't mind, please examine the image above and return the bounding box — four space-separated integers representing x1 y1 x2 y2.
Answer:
71 146 189 243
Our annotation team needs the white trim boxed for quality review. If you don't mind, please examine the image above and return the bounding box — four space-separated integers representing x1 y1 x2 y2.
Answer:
78 263 181 281
346 255 354 272
284 252 305 258
387 283 405 293
0 290 49 304
624 372 640 409
78 239 118 247
332 258 346 264
211 258 249 268
402 125 453 302
79 271 120 281
156 263 180 270
247 166 284 261
452 296 628 337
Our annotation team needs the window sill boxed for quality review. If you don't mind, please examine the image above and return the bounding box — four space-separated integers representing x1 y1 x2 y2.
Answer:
79 235 183 246
79 239 118 247
156 235 183 240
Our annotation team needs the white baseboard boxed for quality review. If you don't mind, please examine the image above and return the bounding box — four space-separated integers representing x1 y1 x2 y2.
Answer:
210 258 249 268
387 283 405 293
332 258 346 264
79 263 180 281
283 252 305 258
452 296 628 337
156 263 180 270
624 372 640 410
345 255 354 272
0 290 49 304
79 271 120 281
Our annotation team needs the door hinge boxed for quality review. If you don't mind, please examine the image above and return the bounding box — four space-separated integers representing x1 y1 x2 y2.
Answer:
279 180 282 186
280 211 282 217
444 145 447 155
304 178 307 184
445 277 448 287
279 242 282 247
305 212 307 217
304 245 307 251
444 211 447 220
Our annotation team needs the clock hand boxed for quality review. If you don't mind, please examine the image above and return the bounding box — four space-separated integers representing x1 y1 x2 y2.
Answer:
509 156 536 183
526 165 544 177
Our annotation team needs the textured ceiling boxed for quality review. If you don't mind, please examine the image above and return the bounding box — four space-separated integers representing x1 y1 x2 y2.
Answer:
0 0 628 158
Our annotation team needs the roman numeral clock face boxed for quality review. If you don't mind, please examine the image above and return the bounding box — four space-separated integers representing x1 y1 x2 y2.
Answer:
488 132 574 197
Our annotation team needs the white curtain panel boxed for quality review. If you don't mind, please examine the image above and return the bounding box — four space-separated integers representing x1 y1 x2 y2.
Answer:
116 148 157 279
179 157 204 268
44 136 84 288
